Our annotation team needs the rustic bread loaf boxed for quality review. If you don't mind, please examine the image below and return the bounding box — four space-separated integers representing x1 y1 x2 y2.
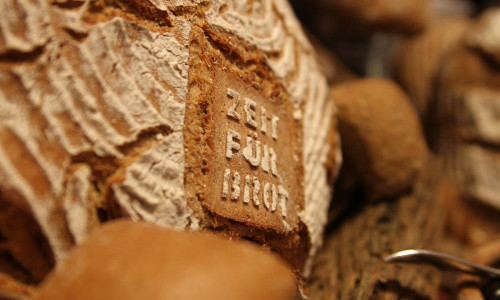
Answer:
0 0 341 282
35 220 297 300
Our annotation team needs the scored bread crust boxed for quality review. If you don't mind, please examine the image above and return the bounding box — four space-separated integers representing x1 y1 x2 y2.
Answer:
0 0 341 280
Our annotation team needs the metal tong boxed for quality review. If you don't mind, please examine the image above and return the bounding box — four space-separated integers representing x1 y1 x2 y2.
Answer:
385 249 500 279
385 249 500 299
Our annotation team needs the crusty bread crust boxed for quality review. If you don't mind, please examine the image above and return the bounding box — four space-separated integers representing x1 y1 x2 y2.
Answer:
0 0 341 282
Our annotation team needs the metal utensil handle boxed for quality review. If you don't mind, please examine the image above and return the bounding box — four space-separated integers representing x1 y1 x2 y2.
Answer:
385 249 500 279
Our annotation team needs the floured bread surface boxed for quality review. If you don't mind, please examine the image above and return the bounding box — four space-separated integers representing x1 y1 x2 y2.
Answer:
0 0 341 281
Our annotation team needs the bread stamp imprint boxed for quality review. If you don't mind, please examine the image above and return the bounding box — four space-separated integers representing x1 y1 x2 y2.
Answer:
205 70 303 233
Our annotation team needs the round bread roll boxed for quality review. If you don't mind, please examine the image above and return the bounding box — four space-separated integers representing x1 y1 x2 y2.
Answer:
34 220 297 300
0 0 341 282
331 79 428 201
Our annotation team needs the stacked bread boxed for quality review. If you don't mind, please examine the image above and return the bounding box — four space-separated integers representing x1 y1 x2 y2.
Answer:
395 7 500 247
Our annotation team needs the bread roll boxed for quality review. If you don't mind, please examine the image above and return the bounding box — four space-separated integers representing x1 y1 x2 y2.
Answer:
331 79 428 201
0 0 341 281
35 220 297 300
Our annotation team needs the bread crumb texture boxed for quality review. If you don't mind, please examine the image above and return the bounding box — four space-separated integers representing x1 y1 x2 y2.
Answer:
0 0 340 281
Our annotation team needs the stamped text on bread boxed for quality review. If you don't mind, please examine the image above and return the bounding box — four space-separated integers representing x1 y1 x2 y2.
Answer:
222 86 289 218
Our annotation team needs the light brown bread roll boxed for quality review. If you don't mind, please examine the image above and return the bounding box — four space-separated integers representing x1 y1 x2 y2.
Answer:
331 79 428 201
35 220 297 300
0 0 341 282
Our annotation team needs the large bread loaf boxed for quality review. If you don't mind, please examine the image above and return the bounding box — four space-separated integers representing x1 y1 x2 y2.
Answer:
0 0 341 282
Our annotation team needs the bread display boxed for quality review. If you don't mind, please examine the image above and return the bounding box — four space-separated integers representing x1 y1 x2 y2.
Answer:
3 0 500 298
430 10 500 250
435 30 500 214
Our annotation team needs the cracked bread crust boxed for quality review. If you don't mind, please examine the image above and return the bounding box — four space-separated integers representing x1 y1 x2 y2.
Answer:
0 0 341 283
